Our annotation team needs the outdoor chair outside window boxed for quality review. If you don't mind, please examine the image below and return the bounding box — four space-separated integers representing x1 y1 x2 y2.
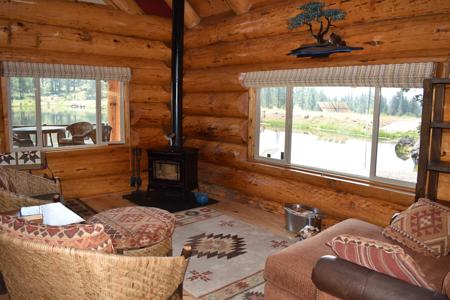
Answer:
57 122 94 146
89 124 113 144
12 133 33 148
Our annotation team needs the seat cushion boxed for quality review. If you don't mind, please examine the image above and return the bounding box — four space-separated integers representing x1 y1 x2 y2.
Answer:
87 206 175 251
0 215 114 253
264 219 450 300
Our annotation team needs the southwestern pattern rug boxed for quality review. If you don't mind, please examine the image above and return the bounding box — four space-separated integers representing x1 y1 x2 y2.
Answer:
172 207 294 300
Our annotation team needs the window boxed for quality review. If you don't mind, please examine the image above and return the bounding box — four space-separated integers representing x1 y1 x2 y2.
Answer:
245 63 435 187
3 62 130 150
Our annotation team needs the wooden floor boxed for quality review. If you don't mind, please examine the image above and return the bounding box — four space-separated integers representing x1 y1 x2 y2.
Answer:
80 191 296 239
1 192 296 300
81 192 296 300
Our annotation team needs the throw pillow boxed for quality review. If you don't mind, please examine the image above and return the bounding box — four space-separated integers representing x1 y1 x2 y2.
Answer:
328 234 434 290
0 214 114 253
383 198 450 258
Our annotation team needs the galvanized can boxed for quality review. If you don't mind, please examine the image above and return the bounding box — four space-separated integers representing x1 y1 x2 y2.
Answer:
284 204 322 233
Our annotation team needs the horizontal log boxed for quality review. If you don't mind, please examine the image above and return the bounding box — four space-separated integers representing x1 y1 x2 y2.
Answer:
130 102 171 128
44 146 130 180
61 174 131 199
184 92 248 118
129 84 171 104
0 48 165 68
0 0 171 41
184 67 244 93
186 0 450 48
131 127 167 148
184 138 247 164
184 50 449 93
198 161 406 226
184 116 248 144
185 14 450 69
0 20 171 60
132 65 171 85
198 182 342 229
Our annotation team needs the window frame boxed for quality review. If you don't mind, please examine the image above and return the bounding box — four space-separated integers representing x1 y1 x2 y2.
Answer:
6 77 126 152
253 86 420 189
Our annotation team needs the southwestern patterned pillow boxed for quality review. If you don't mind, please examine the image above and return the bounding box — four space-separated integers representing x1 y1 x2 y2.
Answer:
328 234 434 290
0 215 114 253
383 198 450 258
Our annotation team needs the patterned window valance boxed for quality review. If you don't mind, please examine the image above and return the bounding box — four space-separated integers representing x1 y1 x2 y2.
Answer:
240 62 436 89
1 61 131 81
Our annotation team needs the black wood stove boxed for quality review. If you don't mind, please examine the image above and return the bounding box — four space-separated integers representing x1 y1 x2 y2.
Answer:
126 0 215 212
147 147 198 193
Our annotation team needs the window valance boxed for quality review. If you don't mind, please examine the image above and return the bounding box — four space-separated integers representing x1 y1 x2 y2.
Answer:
240 62 436 89
1 61 131 81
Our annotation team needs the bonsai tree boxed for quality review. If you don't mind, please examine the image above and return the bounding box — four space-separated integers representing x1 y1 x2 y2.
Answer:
288 2 346 44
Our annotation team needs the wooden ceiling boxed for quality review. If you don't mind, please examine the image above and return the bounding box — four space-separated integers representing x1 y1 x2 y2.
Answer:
81 0 283 28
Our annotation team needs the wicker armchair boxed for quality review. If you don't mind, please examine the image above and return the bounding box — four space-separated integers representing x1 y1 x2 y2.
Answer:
89 124 113 144
0 234 191 300
0 167 60 213
58 122 94 146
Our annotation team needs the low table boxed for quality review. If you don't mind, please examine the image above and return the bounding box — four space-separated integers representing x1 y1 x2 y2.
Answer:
87 206 175 256
17 202 85 226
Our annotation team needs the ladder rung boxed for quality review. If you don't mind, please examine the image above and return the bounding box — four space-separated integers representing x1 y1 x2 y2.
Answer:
428 161 450 173
431 78 450 84
430 122 450 129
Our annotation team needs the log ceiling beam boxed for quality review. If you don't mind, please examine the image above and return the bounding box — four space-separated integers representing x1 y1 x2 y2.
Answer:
164 0 201 28
106 0 143 14
0 0 171 42
224 0 251 15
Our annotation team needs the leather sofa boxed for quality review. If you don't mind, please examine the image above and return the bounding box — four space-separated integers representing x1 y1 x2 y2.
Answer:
264 219 450 300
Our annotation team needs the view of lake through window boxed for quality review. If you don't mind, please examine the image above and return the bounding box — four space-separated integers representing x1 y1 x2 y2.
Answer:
8 77 124 149
257 86 423 185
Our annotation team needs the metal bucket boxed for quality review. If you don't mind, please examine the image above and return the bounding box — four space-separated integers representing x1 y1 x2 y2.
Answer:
284 204 322 233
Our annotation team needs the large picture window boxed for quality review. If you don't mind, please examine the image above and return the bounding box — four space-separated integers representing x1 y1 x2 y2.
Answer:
245 63 435 187
2 61 130 151
256 86 423 186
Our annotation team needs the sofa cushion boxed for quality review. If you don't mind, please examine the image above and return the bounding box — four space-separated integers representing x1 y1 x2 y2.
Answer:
383 198 450 258
328 234 434 289
264 219 450 300
0 214 114 253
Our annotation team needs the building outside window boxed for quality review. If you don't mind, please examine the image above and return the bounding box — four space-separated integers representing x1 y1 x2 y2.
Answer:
2 62 130 151
242 63 435 188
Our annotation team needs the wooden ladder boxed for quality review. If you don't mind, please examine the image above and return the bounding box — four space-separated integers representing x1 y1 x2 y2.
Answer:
416 78 450 201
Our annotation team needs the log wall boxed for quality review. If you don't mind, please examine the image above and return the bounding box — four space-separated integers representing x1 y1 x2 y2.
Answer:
0 0 171 198
183 0 450 226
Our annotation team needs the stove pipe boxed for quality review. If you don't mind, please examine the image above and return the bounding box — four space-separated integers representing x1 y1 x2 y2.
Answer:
170 0 185 149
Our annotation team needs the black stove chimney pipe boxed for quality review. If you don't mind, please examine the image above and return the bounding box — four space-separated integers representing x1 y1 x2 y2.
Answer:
170 0 185 149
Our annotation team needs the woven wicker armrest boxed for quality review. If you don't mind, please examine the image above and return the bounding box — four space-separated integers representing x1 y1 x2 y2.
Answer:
0 235 191 300
0 190 51 213
1 167 61 197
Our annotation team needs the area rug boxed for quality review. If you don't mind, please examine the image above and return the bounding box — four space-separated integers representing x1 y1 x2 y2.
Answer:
172 207 294 300
64 198 98 219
